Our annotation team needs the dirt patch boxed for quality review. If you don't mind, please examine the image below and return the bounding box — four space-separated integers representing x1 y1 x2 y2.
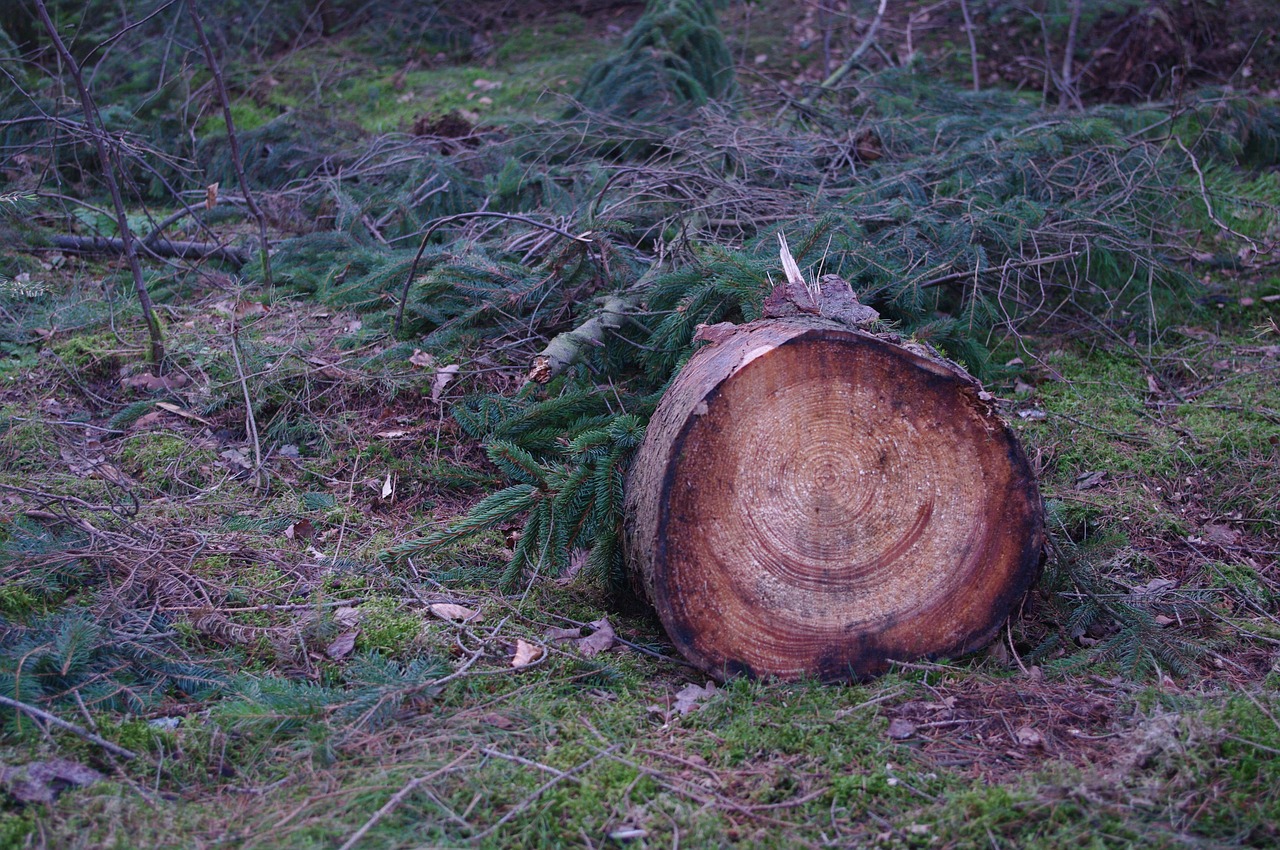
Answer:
885 678 1125 780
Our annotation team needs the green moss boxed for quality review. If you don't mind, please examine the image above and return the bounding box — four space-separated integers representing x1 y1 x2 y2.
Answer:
357 597 423 656
50 332 131 382
0 404 57 471
117 432 213 495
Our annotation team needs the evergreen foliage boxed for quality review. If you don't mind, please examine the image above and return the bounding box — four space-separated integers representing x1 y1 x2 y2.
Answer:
573 0 737 122
0 608 225 717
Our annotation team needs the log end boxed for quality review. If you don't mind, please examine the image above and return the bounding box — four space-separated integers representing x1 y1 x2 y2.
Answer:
625 318 1044 682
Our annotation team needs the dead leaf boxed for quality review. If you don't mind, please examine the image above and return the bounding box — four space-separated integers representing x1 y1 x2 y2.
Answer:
284 518 315 542
133 411 166 428
545 626 584 641
1074 470 1108 490
429 603 481 623
408 348 435 369
479 712 515 729
0 759 104 805
334 606 362 627
576 618 616 657
511 639 543 669
1015 726 1045 748
380 472 395 500
122 372 190 392
886 718 917 740
155 401 211 425
432 364 460 403
375 430 409 439
205 182 219 210
673 681 716 716
1201 523 1241 547
326 630 358 660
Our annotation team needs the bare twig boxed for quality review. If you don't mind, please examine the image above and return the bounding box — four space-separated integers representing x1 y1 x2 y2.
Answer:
1059 0 1083 110
33 0 166 372
959 0 980 92
799 0 888 107
0 695 138 761
187 1 273 286
228 314 266 491
336 750 473 850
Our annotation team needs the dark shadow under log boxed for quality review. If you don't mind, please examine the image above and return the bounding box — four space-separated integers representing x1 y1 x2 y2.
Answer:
624 317 1044 682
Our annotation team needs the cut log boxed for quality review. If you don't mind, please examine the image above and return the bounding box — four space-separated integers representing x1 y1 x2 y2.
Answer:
623 316 1044 682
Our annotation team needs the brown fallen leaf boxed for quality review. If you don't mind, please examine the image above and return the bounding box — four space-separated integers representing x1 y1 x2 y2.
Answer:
432 364 460 403
545 626 583 642
673 681 716 716
576 618 616 657
154 401 211 425
205 182 219 210
886 718 917 740
479 712 515 729
122 372 190 392
408 348 435 369
511 639 543 669
429 603 481 623
326 630 358 660
334 606 362 628
284 518 315 542
1015 726 1045 748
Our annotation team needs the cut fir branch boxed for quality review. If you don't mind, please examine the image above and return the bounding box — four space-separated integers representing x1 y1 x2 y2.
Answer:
32 0 165 374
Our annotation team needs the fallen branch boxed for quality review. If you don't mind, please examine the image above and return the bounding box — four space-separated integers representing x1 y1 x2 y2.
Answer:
394 211 594 335
48 234 249 266
336 750 473 850
0 695 138 761
799 0 888 107
526 294 636 384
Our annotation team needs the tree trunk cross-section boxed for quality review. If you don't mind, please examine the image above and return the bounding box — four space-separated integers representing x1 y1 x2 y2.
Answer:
624 317 1044 682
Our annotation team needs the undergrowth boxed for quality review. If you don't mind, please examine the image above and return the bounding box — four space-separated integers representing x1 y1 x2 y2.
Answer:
2 1 1280 847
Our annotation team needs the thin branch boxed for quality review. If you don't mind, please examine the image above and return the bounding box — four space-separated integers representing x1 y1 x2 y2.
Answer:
33 0 166 372
335 750 474 850
799 0 888 107
959 0 980 92
0 695 138 761
188 1 273 286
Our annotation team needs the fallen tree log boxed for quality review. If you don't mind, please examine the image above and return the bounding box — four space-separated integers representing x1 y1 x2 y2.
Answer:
624 240 1044 682
48 234 249 267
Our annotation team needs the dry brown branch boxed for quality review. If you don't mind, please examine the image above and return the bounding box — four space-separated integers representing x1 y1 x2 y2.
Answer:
335 750 474 850
800 0 889 107
33 0 165 372
0 695 139 761
394 211 594 335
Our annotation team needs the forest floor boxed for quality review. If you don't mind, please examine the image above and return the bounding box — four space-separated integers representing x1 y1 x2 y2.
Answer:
3 2 1280 848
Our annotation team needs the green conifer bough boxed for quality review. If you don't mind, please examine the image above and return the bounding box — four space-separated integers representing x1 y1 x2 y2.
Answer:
573 0 737 121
